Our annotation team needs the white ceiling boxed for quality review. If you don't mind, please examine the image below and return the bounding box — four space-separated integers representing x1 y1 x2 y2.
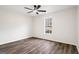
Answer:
0 5 76 16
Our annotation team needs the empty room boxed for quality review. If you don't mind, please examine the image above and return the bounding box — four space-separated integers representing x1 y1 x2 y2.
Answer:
0 5 79 54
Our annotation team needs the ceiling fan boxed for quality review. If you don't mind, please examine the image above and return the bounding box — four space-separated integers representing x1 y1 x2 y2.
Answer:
24 5 46 14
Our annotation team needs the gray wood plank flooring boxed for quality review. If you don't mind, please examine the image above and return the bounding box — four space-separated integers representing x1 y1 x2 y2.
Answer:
0 37 78 54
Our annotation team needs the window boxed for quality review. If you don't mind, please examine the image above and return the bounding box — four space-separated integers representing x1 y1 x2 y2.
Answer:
45 17 52 34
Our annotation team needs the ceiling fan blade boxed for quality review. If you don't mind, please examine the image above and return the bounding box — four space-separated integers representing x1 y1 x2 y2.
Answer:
38 10 46 12
36 12 39 14
27 11 33 13
37 5 41 9
24 7 33 10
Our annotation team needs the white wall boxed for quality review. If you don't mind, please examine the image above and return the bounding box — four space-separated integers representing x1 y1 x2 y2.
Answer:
0 6 77 46
0 9 32 45
77 6 79 52
33 7 77 45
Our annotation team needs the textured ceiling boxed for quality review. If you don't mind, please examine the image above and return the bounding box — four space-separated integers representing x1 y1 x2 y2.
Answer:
0 5 76 16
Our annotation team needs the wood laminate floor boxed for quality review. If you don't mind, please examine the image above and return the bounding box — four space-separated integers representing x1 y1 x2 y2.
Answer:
0 37 78 54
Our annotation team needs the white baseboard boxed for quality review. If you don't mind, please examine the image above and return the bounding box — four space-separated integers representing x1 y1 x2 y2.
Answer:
33 36 77 46
0 36 31 45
